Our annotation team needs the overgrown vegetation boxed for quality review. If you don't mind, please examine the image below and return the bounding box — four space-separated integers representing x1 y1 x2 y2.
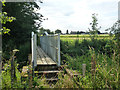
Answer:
1 1 120 88
60 15 120 88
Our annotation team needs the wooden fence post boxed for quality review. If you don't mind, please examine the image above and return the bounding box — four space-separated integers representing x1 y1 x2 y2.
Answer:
11 54 16 87
11 49 19 88
82 64 86 77
91 55 96 76
28 54 32 88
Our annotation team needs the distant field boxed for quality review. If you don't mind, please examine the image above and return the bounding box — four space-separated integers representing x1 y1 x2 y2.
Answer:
60 34 114 41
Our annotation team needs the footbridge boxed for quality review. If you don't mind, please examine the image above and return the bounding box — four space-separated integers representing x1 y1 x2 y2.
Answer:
25 32 61 81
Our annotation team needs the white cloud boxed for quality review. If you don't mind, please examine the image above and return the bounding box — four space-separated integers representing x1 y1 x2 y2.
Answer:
37 0 119 33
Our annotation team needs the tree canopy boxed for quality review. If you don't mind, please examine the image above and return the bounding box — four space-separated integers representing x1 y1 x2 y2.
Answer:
66 30 69 34
0 1 16 35
3 2 43 47
88 13 101 35
2 2 43 65
55 29 62 34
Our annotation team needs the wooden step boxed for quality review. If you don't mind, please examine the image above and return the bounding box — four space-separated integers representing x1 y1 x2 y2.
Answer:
35 64 58 71
34 70 63 78
34 70 63 74
46 78 58 81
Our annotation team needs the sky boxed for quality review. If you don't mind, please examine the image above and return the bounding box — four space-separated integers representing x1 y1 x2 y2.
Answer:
37 0 119 33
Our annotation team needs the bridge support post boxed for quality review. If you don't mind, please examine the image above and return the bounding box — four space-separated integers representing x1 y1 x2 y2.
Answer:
58 33 60 66
31 32 37 68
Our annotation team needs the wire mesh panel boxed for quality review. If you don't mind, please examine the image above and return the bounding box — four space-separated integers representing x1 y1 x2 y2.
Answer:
40 34 60 66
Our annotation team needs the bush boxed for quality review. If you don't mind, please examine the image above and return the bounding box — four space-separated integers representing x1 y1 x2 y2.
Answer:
16 42 31 68
62 46 119 88
2 60 24 88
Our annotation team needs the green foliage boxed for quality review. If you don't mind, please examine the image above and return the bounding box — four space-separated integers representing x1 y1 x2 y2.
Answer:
2 2 43 46
2 62 11 88
60 34 119 88
106 20 120 87
2 2 43 64
2 41 30 67
61 47 119 88
2 49 50 88
2 49 24 88
53 73 78 88
88 13 101 40
16 42 30 68
55 29 62 34
61 38 111 59
0 1 16 35
32 76 50 88
2 59 23 88
107 20 120 54
66 30 69 34
38 27 54 35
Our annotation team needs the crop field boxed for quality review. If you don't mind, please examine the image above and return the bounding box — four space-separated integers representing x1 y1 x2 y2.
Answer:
60 34 114 41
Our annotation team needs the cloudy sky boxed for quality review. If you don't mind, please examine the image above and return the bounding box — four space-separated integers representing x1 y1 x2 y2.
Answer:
37 0 119 33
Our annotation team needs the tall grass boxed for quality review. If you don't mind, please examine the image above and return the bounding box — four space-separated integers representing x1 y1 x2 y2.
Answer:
60 37 119 88
60 47 119 88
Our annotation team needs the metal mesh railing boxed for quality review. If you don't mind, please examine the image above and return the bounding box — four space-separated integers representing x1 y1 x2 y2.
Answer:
40 34 60 66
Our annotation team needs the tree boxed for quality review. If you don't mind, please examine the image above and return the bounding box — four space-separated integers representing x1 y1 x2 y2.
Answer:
77 31 79 34
88 13 101 39
79 31 85 34
39 27 54 35
3 2 43 47
45 29 51 34
66 30 69 34
0 1 16 35
55 29 62 34
2 2 43 65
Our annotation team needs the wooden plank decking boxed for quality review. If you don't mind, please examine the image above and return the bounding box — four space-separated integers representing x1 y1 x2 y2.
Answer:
37 46 56 65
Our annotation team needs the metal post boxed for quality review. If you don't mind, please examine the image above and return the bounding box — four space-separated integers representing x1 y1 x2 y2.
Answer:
118 1 120 20
32 32 34 64
31 32 35 78
58 33 60 66
34 34 37 67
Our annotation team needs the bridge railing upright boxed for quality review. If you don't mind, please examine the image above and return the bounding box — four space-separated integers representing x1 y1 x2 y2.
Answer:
31 32 37 68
